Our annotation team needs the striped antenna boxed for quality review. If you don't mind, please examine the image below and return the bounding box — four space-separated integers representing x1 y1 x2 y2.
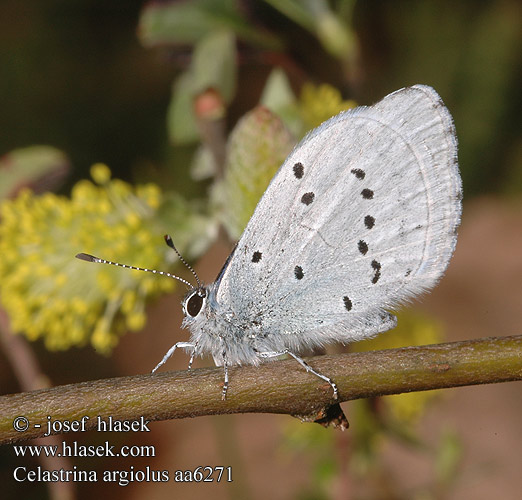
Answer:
164 234 202 290
75 250 194 289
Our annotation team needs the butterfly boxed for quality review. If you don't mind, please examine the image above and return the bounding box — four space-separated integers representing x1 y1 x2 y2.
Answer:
77 84 462 400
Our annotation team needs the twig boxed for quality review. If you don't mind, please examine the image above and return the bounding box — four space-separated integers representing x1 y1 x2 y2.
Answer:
0 307 77 499
0 335 520 444
0 308 51 391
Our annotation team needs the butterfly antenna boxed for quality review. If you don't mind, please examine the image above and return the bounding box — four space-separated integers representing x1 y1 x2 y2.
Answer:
75 252 194 289
164 234 202 290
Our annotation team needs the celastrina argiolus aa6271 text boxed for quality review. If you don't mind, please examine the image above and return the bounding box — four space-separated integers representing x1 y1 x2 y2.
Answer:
77 84 462 399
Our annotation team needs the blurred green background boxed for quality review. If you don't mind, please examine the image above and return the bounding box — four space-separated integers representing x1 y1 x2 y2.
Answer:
1 0 520 196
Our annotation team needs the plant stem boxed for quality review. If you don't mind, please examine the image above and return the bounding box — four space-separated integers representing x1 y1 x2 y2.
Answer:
1 335 520 444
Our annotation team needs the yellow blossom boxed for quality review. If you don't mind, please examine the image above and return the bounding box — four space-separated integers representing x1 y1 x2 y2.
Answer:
299 83 356 131
0 165 176 353
90 163 111 184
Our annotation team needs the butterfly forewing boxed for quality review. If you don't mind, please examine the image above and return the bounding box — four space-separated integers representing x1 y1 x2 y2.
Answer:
216 85 461 348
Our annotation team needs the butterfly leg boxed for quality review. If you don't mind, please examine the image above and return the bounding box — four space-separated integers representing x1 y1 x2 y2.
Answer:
187 340 200 370
258 350 338 399
151 342 195 373
221 348 229 401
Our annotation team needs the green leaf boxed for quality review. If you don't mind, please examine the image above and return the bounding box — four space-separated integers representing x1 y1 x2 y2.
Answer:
139 0 281 49
212 107 295 240
259 68 302 137
167 31 237 145
264 0 319 32
264 0 357 61
192 30 237 103
0 145 70 200
167 71 200 145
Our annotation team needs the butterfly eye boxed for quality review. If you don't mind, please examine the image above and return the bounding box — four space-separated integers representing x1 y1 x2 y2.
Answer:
186 291 205 317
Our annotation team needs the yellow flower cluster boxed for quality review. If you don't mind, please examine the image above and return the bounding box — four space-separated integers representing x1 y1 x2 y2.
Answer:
299 83 356 132
0 164 174 353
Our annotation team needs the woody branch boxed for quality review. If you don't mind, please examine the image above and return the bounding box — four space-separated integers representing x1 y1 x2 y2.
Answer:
0 335 521 444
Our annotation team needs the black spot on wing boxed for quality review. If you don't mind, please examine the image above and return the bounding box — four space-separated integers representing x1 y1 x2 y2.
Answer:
364 215 375 229
361 188 374 200
343 296 352 311
252 251 262 263
301 192 315 205
293 162 304 179
294 266 304 280
351 168 365 179
358 240 368 255
371 260 381 284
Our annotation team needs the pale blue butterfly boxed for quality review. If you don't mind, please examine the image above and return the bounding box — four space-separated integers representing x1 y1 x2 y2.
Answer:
77 85 462 400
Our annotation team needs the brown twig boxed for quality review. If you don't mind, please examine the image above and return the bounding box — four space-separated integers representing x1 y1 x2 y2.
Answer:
0 335 521 444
